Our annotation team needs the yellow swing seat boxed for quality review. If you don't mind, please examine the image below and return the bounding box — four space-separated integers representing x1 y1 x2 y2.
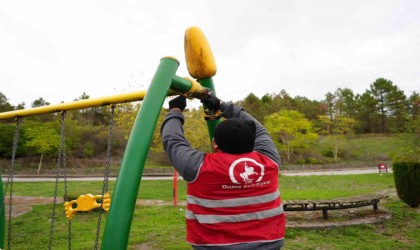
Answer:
64 193 111 220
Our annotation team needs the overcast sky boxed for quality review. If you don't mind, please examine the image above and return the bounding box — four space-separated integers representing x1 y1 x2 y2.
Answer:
1 0 419 108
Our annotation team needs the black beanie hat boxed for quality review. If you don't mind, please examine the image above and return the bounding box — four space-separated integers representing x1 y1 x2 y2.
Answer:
214 118 256 154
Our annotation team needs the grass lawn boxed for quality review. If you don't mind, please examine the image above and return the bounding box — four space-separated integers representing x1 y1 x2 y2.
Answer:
312 134 405 162
5 173 420 249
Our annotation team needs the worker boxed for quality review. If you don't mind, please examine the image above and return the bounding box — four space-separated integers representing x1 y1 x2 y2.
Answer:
161 95 285 249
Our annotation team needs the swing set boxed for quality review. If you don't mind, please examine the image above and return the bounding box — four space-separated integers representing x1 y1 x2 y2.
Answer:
0 27 220 249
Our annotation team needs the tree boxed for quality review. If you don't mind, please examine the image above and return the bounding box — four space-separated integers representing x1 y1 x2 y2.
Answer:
293 96 324 121
0 123 26 157
15 102 25 110
270 90 297 112
150 108 168 153
324 92 336 122
0 92 14 113
369 78 407 133
183 108 211 151
335 88 356 117
30 97 53 122
31 97 50 107
354 91 378 133
318 115 357 161
72 92 110 125
408 92 420 121
114 102 140 140
405 92 420 151
237 93 264 122
265 110 318 163
73 92 92 124
24 122 60 174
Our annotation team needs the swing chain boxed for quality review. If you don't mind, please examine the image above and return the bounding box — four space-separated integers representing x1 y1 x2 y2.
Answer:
103 105 115 193
94 104 115 250
5 117 21 250
61 113 72 250
49 111 71 250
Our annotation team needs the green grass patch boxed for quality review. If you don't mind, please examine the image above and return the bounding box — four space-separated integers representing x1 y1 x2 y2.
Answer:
11 173 394 201
347 134 405 160
6 173 420 249
285 201 420 250
281 174 395 200
312 134 405 162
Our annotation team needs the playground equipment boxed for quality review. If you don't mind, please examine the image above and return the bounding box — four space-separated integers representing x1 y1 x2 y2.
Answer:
0 27 219 249
64 193 112 220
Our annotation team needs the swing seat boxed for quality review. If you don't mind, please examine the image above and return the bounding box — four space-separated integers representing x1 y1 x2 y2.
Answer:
64 193 111 220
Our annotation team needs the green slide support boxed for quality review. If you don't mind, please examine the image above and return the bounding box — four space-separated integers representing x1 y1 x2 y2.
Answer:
101 57 180 249
0 175 4 249
198 77 220 141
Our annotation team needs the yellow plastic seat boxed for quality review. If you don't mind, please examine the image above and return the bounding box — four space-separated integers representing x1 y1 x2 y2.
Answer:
64 193 111 220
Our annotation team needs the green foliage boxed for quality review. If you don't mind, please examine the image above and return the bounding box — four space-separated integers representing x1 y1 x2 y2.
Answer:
183 108 211 151
318 115 356 161
392 162 420 207
24 122 60 155
83 142 95 158
0 92 14 112
237 90 324 123
0 79 416 166
114 102 140 140
391 131 420 163
369 78 407 133
265 110 318 162
392 147 420 163
31 97 50 107
0 123 26 157
151 109 171 153
354 91 378 133
237 93 265 121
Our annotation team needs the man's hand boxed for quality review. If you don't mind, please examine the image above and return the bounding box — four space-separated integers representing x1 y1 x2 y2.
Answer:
169 95 187 111
201 95 222 120
201 96 221 111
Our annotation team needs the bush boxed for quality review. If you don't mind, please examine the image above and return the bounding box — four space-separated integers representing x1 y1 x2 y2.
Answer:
393 162 420 208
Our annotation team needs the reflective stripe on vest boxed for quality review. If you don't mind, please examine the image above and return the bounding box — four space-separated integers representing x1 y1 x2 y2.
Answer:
187 190 280 208
186 205 284 224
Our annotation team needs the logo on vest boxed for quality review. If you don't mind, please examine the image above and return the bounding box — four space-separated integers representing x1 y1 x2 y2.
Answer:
229 158 265 185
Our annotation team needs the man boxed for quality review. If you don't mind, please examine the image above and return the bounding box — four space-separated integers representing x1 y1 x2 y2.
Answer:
161 95 285 250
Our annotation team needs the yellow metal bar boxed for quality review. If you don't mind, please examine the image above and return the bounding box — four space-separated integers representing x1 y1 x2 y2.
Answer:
0 86 201 120
0 90 158 120
0 70 205 120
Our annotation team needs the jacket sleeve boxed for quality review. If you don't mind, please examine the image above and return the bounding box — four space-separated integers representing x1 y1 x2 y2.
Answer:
221 102 281 167
160 110 206 182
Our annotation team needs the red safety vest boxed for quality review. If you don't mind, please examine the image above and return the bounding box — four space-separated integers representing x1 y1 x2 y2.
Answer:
186 151 286 246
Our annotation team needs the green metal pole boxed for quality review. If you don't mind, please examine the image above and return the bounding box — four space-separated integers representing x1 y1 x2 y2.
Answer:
0 175 4 249
198 77 220 142
101 57 180 250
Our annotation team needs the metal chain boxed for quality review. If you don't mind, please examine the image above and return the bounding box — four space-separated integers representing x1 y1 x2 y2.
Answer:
94 105 115 250
61 112 72 250
4 118 21 250
48 111 71 250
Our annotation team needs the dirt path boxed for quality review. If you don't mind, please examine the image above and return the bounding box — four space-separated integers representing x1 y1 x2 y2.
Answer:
4 196 63 218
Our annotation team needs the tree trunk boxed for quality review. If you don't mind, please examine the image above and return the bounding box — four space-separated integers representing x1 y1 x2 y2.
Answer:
37 153 44 174
333 145 339 161
333 137 339 161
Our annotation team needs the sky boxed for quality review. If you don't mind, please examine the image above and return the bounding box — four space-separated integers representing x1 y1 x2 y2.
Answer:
1 0 419 108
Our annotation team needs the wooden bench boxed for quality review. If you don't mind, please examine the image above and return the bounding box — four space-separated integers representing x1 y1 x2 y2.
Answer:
283 194 388 220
